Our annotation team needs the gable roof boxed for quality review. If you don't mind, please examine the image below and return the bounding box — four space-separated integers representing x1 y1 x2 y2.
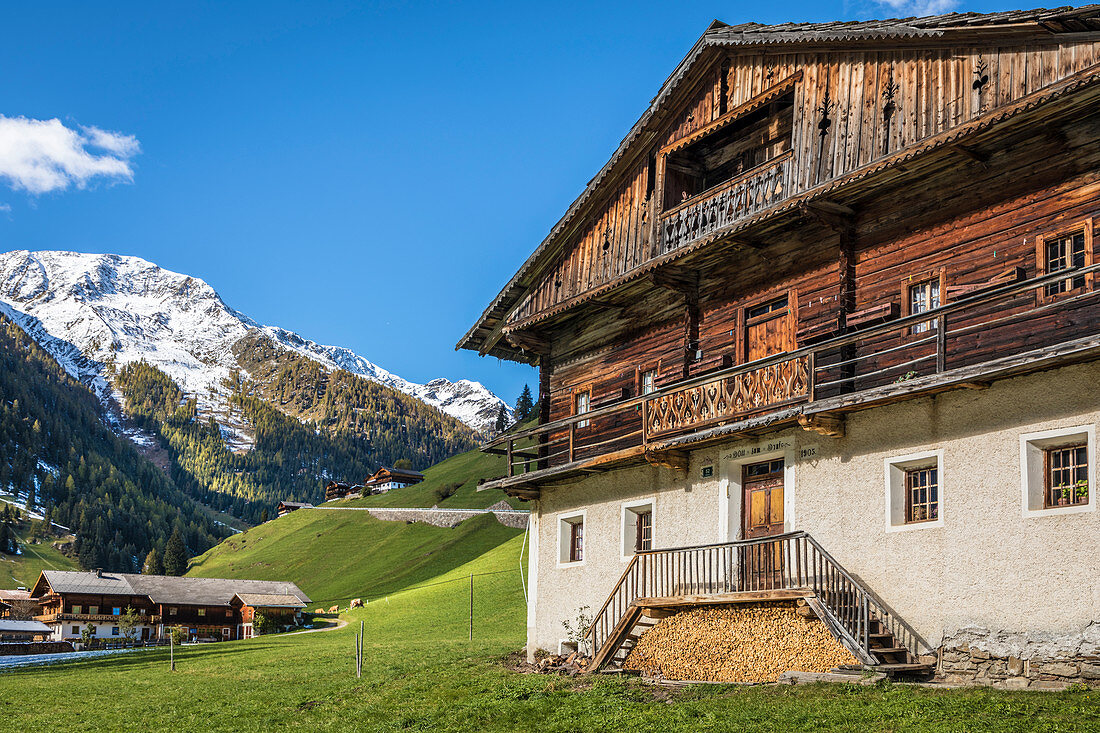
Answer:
456 5 1100 361
233 593 307 608
367 466 425 483
33 570 311 606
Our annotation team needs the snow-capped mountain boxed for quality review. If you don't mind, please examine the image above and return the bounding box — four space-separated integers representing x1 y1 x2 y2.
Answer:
0 250 511 433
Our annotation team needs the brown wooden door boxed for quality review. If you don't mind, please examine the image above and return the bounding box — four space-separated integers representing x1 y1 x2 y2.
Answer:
741 458 785 589
745 298 794 362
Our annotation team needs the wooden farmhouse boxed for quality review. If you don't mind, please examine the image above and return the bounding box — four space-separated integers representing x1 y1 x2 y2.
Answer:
30 570 310 642
460 7 1100 686
277 500 314 517
364 466 425 493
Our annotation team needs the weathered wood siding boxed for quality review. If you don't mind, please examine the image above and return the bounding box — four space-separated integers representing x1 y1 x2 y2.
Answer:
510 41 1100 326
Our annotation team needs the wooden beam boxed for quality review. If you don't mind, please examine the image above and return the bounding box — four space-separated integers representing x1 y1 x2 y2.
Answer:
960 381 991 390
953 143 990 167
797 413 845 438
644 449 689 473
649 266 699 296
503 329 550 355
800 201 856 232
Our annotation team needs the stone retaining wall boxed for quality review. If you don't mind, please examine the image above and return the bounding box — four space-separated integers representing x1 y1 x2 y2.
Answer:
363 508 530 530
0 641 74 656
936 625 1100 688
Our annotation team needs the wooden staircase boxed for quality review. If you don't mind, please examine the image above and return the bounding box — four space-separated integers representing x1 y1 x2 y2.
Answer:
585 531 933 679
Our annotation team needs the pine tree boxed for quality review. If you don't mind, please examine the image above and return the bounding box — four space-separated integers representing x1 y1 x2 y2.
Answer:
143 547 163 575
260 508 269 523
514 385 534 421
494 403 508 433
162 527 188 576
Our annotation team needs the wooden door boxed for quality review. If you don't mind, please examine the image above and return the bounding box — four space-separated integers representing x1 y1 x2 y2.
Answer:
745 297 794 362
741 458 785 589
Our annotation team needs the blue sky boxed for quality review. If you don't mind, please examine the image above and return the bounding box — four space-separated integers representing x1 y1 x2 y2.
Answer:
0 0 1022 404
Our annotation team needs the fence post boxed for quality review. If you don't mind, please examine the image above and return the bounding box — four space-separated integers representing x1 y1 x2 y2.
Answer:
469 573 474 642
170 633 175 672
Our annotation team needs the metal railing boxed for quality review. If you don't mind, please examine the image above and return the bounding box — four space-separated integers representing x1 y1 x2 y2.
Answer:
584 531 925 666
490 262 1100 479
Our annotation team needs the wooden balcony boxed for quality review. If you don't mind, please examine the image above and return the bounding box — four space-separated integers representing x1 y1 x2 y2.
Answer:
484 263 1100 497
35 612 161 624
659 152 793 255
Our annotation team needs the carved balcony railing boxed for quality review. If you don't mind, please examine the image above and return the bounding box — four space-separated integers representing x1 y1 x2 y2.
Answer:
35 612 162 624
659 152 793 254
644 354 811 440
485 263 1100 484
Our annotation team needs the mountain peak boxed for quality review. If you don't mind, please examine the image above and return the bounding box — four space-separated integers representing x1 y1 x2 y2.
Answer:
0 249 511 433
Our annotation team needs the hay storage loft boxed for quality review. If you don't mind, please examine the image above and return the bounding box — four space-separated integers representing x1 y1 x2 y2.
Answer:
460 7 1100 686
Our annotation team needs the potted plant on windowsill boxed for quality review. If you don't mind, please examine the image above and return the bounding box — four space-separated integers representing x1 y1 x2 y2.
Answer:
1075 479 1089 505
1053 484 1072 506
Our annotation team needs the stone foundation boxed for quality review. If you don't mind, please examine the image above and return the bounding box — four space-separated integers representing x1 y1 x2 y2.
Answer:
935 625 1100 688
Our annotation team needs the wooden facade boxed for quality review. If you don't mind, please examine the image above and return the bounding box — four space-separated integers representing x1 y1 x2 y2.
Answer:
460 8 1100 497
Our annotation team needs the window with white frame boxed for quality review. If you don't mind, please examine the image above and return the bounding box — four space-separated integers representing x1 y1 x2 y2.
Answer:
574 391 591 429
621 501 654 559
885 450 944 531
909 278 940 334
1021 425 1094 515
557 512 585 565
641 369 657 395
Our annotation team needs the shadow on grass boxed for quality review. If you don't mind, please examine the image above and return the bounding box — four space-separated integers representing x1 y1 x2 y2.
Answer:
7 641 282 676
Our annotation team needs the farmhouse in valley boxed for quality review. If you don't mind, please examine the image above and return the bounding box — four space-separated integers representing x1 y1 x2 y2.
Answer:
460 7 1100 686
277 501 314 517
29 570 310 642
364 466 425 493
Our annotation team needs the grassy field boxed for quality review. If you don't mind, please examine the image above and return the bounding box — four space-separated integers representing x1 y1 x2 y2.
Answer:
187 508 524 605
0 521 80 589
4 528 1097 732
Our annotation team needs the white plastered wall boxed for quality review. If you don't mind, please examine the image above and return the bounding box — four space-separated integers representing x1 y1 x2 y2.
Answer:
528 360 1100 656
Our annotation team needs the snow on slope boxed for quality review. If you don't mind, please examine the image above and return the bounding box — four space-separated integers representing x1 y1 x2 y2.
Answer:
0 250 511 433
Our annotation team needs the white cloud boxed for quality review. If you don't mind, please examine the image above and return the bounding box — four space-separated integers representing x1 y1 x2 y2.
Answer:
874 0 959 16
0 115 140 195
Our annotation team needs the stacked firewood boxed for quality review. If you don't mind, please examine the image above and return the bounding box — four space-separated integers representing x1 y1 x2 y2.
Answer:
536 651 590 676
622 602 857 683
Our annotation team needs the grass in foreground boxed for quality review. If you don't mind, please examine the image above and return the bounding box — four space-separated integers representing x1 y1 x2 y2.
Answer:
4 545 1096 733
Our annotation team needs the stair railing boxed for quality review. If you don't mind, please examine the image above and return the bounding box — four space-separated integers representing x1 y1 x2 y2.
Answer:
584 530 925 666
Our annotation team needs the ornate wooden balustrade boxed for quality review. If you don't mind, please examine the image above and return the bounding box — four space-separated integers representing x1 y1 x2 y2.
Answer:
484 263 1100 487
659 153 793 254
584 531 925 669
35 612 161 623
644 354 811 439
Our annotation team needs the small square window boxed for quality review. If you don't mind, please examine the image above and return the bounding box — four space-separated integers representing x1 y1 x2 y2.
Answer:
198 608 206 617
169 607 178 616
71 605 82 615
111 626 120 636
1044 444 1089 508
1044 232 1087 297
909 279 940 334
1022 426 1095 516
71 626 79 635
112 607 121 616
904 467 939 523
88 606 98 616
575 391 591 429
885 451 944 532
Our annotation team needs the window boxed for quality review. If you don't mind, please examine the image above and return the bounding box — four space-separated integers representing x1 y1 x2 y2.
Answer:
198 608 206 617
1044 231 1087 297
226 609 233 617
557 512 586 566
71 605 82 615
885 450 944 532
169 607 178 616
111 626 120 636
909 279 941 334
1037 221 1093 301
88 606 98 616
641 369 657 396
112 607 121 616
1045 444 1089 508
223 627 231 638
1022 425 1095 516
574 390 591 429
904 466 939 523
71 626 79 635
621 500 656 559
662 87 795 210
